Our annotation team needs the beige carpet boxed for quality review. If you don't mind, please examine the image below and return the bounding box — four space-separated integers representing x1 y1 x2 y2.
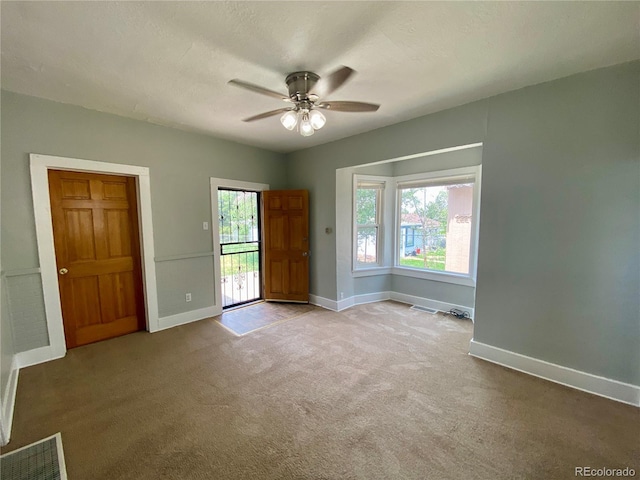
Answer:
3 301 638 479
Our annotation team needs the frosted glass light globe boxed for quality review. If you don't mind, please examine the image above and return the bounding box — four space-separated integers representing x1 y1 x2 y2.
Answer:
299 115 315 136
280 111 298 130
309 110 326 130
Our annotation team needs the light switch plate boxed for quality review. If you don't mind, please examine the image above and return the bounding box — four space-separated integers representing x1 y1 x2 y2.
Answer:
203 222 209 230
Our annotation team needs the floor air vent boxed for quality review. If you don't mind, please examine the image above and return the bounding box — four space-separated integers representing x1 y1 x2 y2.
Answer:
0 432 67 480
410 305 438 314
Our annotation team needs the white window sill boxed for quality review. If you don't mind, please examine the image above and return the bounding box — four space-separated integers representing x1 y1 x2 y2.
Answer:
391 267 476 287
352 267 393 277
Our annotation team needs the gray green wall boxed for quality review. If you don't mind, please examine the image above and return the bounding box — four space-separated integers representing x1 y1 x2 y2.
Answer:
287 62 640 385
475 62 639 385
1 90 287 352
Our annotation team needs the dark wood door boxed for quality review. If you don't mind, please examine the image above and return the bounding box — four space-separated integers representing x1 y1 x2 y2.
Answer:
48 170 146 348
262 190 309 302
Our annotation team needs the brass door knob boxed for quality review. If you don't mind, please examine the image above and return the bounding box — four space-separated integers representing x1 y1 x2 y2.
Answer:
59 267 69 275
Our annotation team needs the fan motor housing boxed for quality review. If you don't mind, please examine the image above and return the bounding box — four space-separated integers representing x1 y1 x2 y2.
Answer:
285 71 319 100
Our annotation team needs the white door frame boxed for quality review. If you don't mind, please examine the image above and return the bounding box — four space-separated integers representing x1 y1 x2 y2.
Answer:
30 154 159 360
210 178 269 313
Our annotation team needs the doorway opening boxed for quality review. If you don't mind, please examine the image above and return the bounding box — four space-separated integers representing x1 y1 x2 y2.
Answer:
218 188 262 309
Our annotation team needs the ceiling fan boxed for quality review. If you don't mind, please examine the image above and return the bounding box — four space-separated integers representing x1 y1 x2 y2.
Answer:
228 66 380 136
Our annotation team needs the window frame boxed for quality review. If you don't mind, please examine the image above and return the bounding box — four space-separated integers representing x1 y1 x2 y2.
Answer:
352 175 386 271
393 166 481 287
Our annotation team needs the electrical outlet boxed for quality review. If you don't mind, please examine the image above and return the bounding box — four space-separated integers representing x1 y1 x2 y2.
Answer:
185 293 192 302
340 292 344 299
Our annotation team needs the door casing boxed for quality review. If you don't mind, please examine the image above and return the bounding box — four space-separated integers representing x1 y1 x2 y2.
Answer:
31 154 159 361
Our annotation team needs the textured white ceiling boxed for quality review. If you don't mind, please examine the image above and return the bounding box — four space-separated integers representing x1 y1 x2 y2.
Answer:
2 1 638 153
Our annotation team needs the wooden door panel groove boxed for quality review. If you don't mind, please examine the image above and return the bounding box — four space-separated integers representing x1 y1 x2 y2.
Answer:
75 316 139 346
60 199 129 209
65 257 134 277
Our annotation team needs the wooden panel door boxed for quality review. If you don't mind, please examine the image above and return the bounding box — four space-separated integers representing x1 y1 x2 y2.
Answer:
262 190 309 302
48 170 146 348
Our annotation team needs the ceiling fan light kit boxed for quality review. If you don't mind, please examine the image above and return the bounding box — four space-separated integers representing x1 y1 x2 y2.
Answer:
280 108 326 136
229 66 380 137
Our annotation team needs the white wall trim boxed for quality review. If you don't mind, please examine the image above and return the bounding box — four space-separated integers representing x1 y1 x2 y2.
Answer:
1 268 41 277
311 291 391 312
390 291 474 318
309 294 340 311
157 306 220 331
469 339 640 407
334 292 393 311
30 154 160 361
16 345 65 369
336 296 355 311
155 251 214 262
0 357 19 446
359 142 484 168
353 291 392 307
351 267 393 278
390 267 476 287
313 290 469 315
210 177 269 315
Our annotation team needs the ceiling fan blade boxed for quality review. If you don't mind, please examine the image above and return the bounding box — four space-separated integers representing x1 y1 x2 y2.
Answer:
243 108 293 122
310 66 355 98
316 101 380 112
228 79 290 101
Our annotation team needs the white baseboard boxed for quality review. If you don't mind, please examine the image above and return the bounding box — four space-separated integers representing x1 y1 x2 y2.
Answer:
13 306 221 368
157 305 221 331
0 356 19 446
311 291 473 318
336 296 354 311
352 291 391 308
310 292 392 312
469 339 640 407
389 291 474 319
16 345 64 369
309 294 340 311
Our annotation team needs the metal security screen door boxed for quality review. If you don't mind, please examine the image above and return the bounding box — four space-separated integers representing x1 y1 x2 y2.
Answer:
218 188 262 308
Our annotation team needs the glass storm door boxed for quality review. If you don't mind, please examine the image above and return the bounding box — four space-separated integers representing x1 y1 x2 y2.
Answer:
218 189 262 308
